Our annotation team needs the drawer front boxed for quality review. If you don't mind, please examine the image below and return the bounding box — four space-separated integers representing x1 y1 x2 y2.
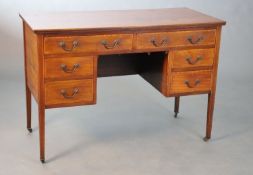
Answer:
96 34 133 53
172 49 214 69
44 34 133 54
136 30 215 50
45 79 94 106
45 56 94 80
136 32 171 50
170 70 212 94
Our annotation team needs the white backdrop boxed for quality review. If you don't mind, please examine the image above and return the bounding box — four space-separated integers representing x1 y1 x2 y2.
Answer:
0 1 253 173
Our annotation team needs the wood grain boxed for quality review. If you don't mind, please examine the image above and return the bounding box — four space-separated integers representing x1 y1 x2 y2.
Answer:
205 26 222 140
170 70 212 94
23 21 32 131
136 30 216 50
36 34 45 162
44 34 133 55
171 48 214 69
45 79 94 106
45 56 94 80
24 23 39 102
20 8 225 34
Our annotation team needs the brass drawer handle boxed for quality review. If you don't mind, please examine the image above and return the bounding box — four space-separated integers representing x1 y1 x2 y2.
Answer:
184 79 201 88
101 39 121 49
185 56 203 65
60 88 79 99
150 38 169 47
187 36 204 44
58 40 79 52
60 63 80 73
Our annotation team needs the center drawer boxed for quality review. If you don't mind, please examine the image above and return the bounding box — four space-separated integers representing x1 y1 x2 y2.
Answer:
45 79 94 107
44 34 133 54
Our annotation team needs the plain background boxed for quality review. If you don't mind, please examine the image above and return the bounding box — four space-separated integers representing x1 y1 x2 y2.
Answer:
0 0 253 175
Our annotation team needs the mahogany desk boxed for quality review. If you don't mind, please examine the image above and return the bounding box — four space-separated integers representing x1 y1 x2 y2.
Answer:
20 8 226 163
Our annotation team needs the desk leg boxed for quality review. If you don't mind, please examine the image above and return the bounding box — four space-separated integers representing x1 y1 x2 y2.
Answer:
204 93 215 141
38 104 45 163
23 21 32 133
26 85 32 133
174 96 180 118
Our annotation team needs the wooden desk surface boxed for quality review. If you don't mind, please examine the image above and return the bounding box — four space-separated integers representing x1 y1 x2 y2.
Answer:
20 8 225 33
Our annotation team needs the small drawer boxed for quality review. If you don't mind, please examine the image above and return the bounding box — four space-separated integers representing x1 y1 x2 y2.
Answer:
172 30 216 47
96 34 133 53
44 34 133 54
45 56 94 80
45 79 94 106
44 36 95 54
172 49 214 69
170 70 212 94
136 32 171 50
136 30 215 50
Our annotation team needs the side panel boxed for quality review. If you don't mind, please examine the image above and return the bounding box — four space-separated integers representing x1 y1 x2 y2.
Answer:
24 23 39 102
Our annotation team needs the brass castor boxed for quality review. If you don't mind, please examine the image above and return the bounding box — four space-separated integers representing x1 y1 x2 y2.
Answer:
203 137 210 142
27 128 33 133
174 112 178 118
41 159 45 163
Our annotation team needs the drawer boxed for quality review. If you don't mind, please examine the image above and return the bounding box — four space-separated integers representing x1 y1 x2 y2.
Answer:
136 30 215 50
44 34 133 54
45 79 94 106
171 49 214 69
45 56 94 80
170 70 212 94
96 34 133 53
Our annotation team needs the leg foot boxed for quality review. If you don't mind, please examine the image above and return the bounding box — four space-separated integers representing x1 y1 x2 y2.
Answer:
27 128 33 133
203 137 210 142
26 85 32 132
205 93 215 142
39 104 45 164
174 96 180 118
40 159 45 163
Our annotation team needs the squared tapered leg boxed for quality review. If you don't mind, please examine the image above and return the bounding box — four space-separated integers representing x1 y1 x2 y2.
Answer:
204 93 215 141
26 84 32 132
174 96 180 118
38 104 45 163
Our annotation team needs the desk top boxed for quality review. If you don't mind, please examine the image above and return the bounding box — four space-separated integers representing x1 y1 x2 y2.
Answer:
20 8 226 34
